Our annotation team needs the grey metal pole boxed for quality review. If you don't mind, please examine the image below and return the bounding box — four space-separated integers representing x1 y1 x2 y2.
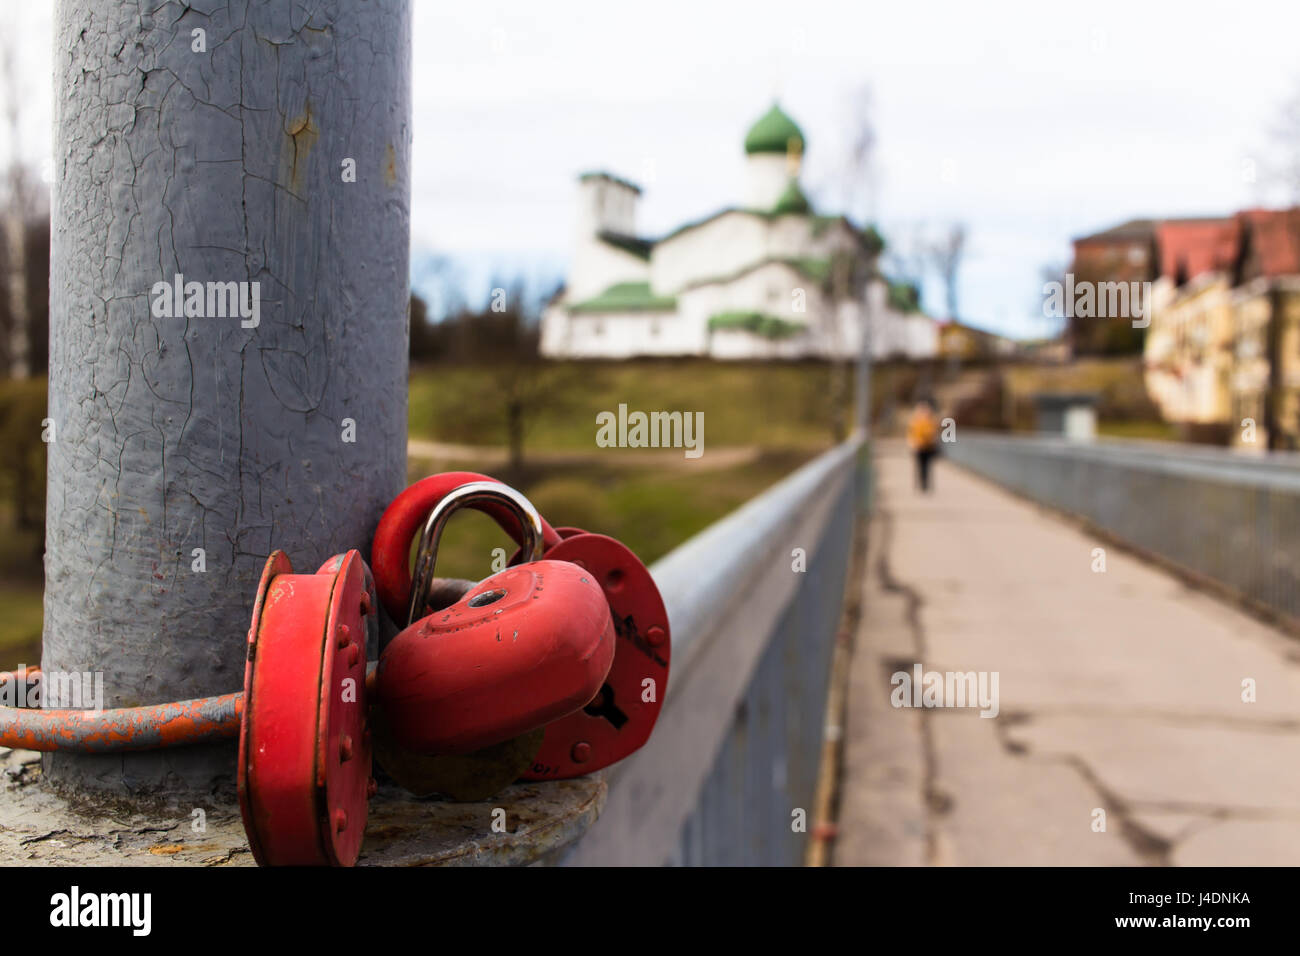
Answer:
855 278 881 437
44 0 411 795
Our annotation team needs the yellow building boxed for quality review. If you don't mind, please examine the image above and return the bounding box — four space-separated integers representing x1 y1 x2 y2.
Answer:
1143 274 1235 430
1229 278 1300 450
1135 206 1300 447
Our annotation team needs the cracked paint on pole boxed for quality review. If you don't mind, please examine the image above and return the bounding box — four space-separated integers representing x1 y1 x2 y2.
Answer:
44 0 412 793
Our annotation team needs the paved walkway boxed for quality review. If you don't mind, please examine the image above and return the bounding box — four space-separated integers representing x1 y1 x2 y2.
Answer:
835 441 1300 866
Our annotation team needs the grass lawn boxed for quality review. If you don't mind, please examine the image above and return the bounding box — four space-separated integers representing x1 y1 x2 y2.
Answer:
0 586 43 672
0 518 43 672
409 358 846 452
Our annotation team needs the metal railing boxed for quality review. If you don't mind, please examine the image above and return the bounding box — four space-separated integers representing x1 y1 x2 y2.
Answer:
944 431 1300 626
560 436 865 865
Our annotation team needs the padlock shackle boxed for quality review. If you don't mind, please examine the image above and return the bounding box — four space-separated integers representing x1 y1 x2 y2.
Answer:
407 481 547 626
371 471 562 625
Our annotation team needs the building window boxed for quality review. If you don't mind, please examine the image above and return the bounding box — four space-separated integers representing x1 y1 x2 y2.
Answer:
650 319 661 336
594 321 605 336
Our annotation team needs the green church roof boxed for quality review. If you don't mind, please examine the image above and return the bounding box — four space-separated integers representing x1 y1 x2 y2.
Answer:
571 281 677 313
708 311 806 339
772 180 812 215
744 104 805 156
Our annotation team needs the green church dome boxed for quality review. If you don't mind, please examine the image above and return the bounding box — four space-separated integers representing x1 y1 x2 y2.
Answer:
772 179 812 215
744 104 805 156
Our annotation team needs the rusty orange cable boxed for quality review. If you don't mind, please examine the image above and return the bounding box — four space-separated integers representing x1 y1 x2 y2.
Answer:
0 660 378 752
0 690 244 753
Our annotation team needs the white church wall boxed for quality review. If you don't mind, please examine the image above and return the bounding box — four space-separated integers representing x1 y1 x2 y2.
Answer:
806 220 860 259
552 309 697 358
539 303 570 357
829 300 864 359
765 215 817 261
869 305 907 359
903 314 939 359
678 261 837 360
678 260 827 328
865 307 939 360
651 212 769 294
709 328 816 360
568 238 650 301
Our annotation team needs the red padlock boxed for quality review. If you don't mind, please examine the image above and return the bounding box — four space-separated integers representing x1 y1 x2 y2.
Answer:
520 531 670 780
378 559 615 754
238 549 374 867
371 473 669 779
373 479 615 755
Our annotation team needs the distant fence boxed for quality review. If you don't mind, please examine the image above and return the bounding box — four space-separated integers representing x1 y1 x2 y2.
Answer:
944 432 1300 626
561 436 865 865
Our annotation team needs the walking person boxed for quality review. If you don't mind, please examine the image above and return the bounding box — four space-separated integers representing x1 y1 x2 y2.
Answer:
907 399 940 493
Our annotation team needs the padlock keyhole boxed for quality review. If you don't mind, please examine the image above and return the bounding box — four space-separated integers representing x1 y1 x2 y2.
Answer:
583 684 628 730
468 588 507 608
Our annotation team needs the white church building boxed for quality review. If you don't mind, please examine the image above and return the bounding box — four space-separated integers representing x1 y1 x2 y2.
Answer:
540 104 937 361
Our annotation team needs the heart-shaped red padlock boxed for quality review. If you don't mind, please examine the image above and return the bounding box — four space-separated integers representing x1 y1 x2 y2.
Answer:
377 559 615 755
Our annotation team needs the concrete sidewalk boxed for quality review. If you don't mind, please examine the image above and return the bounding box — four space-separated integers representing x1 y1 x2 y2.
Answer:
835 441 1300 866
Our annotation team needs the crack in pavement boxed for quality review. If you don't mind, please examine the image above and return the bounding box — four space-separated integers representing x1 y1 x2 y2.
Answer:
873 505 953 864
874 501 1176 867
998 706 1300 734
989 717 1174 865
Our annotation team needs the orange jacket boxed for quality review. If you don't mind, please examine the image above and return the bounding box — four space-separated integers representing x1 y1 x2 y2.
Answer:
907 410 939 450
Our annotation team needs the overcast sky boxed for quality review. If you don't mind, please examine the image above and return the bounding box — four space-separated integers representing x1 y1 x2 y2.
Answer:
6 1 1300 337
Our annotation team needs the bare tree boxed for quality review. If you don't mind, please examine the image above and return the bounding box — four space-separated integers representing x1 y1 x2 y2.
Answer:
885 227 928 294
824 85 879 441
412 251 464 322
432 276 588 472
0 32 36 380
1269 77 1300 204
1037 260 1068 339
928 223 967 321
839 85 877 225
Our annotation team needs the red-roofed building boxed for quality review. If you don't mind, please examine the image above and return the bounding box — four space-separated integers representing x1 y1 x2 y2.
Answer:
1153 219 1239 285
1118 206 1300 448
1234 207 1300 282
1068 216 1237 355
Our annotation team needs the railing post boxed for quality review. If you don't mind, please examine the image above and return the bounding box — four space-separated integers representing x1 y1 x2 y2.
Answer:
43 0 411 794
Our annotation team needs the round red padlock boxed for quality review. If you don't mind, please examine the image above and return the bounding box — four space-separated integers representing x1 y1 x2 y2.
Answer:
238 549 374 867
521 532 670 780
